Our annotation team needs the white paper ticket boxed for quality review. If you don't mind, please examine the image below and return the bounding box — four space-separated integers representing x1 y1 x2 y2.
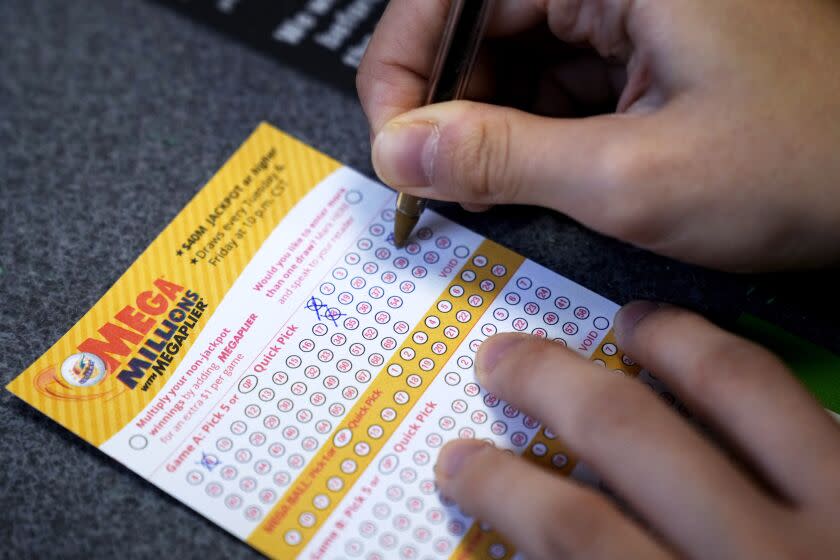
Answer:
9 123 643 559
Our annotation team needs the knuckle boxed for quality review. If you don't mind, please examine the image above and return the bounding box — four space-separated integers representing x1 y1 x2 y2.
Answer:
684 337 777 402
595 141 673 245
570 376 647 444
445 107 518 203
447 445 501 499
495 339 562 401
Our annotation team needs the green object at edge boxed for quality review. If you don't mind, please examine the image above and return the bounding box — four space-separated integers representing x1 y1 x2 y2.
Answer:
736 314 840 414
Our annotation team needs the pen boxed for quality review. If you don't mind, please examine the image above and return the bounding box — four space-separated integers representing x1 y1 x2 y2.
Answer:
393 0 494 248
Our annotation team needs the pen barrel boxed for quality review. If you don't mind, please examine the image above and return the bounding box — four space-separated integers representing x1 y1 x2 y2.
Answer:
425 0 494 105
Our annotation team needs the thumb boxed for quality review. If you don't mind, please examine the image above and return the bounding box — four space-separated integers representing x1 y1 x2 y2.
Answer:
372 100 664 241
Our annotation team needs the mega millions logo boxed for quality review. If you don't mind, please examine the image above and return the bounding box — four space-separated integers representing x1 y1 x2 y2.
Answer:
32 278 208 402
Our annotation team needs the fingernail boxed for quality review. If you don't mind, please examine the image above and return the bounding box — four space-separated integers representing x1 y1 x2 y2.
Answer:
436 441 485 479
373 121 439 187
615 301 660 337
475 335 527 383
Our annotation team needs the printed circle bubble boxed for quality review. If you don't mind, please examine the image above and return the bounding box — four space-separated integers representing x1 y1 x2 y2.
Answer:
187 470 203 485
574 306 591 320
454 245 470 258
552 453 569 468
129 435 148 450
269 442 286 457
217 437 234 452
205 482 223 497
260 488 277 504
491 264 506 277
225 494 243 510
327 476 344 492
381 407 397 422
284 529 302 546
593 316 610 330
345 190 363 204
240 477 257 492
379 454 399 475
236 448 253 463
238 375 258 394
313 494 330 510
489 543 506 559
387 485 404 501
555 296 571 309
412 331 428 345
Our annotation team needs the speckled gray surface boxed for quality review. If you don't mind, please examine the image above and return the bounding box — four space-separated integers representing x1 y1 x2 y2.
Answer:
1 1 838 558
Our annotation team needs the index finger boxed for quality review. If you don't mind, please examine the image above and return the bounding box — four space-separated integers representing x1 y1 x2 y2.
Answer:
356 0 542 134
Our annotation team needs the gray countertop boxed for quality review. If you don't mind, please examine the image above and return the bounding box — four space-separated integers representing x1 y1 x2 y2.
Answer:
1 1 837 557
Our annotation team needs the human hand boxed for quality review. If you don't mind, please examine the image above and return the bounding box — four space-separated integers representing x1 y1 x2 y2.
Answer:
432 302 840 559
357 1 840 271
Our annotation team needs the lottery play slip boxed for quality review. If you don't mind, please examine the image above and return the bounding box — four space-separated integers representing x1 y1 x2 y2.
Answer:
9 123 646 560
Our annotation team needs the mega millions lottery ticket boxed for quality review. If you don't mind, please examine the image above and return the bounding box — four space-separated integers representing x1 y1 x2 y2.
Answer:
8 123 647 559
